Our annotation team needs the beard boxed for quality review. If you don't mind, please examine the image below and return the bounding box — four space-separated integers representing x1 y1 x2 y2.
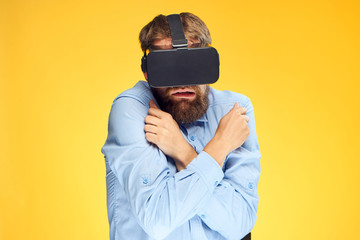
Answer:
151 86 210 124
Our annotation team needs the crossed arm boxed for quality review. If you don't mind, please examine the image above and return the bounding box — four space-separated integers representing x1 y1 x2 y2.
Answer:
144 100 250 170
143 100 259 239
102 96 260 239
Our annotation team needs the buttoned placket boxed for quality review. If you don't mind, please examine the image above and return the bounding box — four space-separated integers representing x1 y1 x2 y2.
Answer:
181 122 205 153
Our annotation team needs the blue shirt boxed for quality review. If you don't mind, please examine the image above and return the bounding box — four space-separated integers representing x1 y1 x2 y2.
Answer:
101 81 261 240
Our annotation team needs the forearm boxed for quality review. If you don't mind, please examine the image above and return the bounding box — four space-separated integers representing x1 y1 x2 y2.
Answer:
203 134 230 168
199 99 261 239
102 95 224 238
197 148 261 239
198 182 258 240
105 146 224 239
174 134 228 171
203 101 250 168
145 100 245 171
172 141 198 171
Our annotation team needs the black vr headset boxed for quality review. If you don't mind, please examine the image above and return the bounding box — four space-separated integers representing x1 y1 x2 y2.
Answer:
141 14 220 88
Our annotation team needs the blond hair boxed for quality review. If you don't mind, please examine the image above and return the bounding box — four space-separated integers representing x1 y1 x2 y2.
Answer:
139 12 212 52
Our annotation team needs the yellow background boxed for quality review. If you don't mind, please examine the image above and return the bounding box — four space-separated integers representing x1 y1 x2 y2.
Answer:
1 0 359 239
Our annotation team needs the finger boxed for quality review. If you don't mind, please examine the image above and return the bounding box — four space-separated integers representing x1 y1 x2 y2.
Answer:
149 100 159 109
232 102 247 114
144 124 158 134
233 102 239 109
149 100 171 119
149 108 173 120
144 115 160 126
232 102 241 115
239 107 247 115
242 115 250 122
236 108 247 116
148 106 171 119
145 132 157 145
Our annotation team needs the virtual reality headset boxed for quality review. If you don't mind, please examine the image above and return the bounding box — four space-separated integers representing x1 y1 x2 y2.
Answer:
141 14 220 88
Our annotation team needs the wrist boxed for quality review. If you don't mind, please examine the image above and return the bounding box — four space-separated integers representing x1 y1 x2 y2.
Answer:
174 142 197 170
203 135 230 167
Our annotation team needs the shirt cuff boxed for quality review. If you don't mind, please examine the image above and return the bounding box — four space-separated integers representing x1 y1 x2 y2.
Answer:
186 151 224 192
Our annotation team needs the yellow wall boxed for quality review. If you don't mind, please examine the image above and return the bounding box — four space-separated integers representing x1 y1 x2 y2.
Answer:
1 0 359 239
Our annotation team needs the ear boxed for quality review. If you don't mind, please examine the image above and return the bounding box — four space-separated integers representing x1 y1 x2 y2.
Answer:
141 54 148 81
143 71 148 81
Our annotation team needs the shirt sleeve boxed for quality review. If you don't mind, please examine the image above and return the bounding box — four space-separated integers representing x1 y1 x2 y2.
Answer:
101 96 224 240
196 98 261 240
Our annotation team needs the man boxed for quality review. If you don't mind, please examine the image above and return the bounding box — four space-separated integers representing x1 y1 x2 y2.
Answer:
101 13 261 240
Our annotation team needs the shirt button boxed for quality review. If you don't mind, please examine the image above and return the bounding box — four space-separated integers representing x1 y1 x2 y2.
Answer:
200 214 206 219
214 181 218 186
190 136 195 141
248 182 254 189
143 178 149 184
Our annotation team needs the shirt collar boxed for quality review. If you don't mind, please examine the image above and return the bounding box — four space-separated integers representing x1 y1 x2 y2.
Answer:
196 113 208 123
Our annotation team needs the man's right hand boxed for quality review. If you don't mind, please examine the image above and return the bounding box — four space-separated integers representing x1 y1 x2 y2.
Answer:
145 100 197 171
203 102 250 167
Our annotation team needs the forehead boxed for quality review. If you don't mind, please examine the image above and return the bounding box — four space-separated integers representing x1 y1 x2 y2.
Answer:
151 38 201 50
152 38 173 50
153 38 172 46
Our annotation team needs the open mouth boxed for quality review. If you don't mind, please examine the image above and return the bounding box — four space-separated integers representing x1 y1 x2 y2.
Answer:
171 89 196 98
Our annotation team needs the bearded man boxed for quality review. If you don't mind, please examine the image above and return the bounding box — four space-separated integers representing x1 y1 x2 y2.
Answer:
101 12 261 240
